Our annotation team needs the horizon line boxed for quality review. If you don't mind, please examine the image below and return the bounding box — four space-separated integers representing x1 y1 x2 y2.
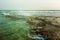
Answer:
0 9 60 11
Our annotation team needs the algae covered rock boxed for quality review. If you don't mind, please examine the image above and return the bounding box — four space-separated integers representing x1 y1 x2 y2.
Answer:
0 14 30 40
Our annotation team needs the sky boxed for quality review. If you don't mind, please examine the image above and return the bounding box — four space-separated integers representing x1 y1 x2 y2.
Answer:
0 0 60 10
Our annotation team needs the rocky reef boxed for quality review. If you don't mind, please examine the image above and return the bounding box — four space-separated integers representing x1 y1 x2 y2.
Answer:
27 16 60 40
0 12 60 40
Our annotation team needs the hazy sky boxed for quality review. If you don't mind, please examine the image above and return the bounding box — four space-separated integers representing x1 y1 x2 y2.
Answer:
0 0 60 10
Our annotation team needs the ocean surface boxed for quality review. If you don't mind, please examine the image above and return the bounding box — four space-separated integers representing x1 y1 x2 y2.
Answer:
0 10 60 16
0 10 60 40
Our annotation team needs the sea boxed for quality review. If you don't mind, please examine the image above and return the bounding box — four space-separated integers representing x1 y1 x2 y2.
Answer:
0 10 60 16
0 10 60 40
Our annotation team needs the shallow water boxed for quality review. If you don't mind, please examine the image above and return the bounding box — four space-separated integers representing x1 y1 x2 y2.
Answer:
0 10 60 40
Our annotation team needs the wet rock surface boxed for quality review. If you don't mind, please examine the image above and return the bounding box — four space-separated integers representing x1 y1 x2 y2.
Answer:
27 16 60 40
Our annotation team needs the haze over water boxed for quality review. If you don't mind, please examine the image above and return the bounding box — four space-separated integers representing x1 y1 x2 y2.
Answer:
0 10 60 17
